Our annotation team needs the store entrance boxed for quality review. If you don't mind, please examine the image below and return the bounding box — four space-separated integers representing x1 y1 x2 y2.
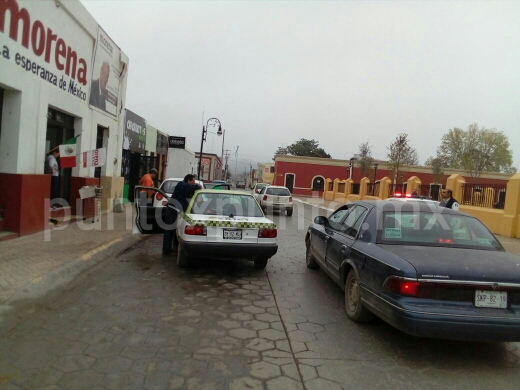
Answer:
46 108 75 203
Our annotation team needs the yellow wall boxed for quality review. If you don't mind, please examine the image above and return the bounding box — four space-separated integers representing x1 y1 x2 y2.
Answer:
322 173 520 238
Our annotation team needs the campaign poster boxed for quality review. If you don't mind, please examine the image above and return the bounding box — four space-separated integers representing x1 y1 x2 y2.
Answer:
89 27 122 118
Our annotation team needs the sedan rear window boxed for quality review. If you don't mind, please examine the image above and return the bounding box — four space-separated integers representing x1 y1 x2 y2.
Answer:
161 180 180 194
190 193 264 217
266 188 290 196
379 212 503 250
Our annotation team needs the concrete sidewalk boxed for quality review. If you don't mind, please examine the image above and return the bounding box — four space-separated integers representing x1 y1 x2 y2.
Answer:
0 204 146 306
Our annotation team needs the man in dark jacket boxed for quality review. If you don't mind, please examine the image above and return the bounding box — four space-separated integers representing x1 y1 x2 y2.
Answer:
439 189 460 211
162 174 201 255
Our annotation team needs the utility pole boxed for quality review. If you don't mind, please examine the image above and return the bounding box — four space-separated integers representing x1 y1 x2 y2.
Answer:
223 150 231 181
234 146 239 177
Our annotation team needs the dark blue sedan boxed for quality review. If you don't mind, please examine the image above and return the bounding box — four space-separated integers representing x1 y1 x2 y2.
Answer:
305 200 520 341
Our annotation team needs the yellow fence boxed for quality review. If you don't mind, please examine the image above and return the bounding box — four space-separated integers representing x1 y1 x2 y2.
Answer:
322 173 520 239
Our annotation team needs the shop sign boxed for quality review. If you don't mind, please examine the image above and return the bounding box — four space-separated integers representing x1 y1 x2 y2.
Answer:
168 136 186 149
124 110 146 153
0 0 91 101
201 158 211 165
89 27 123 118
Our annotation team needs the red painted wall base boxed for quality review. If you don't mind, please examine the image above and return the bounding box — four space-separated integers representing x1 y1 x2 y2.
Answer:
0 173 51 236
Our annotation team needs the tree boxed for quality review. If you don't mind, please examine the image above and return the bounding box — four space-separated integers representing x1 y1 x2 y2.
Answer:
424 156 445 184
274 138 331 159
386 133 419 183
435 123 516 180
358 141 374 178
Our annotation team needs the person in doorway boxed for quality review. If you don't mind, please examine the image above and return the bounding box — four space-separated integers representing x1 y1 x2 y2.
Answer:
46 147 60 209
89 61 110 111
139 168 158 198
162 174 201 255
411 189 418 197
440 189 460 211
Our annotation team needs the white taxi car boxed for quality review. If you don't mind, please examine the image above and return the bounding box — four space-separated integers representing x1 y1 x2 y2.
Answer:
135 188 278 269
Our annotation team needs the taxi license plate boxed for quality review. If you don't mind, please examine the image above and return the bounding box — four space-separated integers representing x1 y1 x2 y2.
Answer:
223 229 242 240
475 290 507 308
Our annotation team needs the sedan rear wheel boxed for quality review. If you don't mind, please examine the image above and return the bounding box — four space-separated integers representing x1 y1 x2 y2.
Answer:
177 245 190 268
345 270 373 322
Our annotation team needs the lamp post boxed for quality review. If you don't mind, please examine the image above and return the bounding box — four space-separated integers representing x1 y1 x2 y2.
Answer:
220 129 225 180
373 163 378 195
197 118 222 181
348 158 355 180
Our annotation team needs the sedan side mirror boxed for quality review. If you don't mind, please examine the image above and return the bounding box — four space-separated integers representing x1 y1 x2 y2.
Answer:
314 216 328 225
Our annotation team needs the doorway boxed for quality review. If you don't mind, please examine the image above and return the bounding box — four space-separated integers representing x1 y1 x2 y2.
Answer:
46 108 75 203
94 126 106 179
285 173 295 193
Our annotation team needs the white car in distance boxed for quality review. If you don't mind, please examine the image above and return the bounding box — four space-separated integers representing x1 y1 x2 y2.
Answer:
257 186 293 216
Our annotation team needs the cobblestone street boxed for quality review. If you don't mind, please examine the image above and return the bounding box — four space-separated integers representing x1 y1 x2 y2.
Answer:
0 201 519 389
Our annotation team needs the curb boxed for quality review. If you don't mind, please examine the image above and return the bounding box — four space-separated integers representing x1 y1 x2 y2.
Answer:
5 232 148 305
293 198 335 212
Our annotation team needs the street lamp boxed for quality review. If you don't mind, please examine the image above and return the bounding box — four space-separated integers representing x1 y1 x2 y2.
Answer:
373 163 379 195
197 118 222 181
348 158 355 180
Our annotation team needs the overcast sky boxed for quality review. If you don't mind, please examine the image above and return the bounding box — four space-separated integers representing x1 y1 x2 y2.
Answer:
80 0 520 172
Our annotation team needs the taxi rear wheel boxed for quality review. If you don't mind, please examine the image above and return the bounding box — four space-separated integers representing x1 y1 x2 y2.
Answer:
254 257 268 269
177 245 190 268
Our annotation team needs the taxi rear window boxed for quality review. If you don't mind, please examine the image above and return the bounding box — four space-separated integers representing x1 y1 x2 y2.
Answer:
191 193 264 217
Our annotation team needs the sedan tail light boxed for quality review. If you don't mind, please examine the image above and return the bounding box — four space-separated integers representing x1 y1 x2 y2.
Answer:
258 228 277 238
263 195 268 201
184 225 207 236
384 277 422 297
155 193 164 201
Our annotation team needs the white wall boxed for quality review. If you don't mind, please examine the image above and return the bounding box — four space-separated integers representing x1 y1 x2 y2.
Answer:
0 0 128 178
166 148 198 179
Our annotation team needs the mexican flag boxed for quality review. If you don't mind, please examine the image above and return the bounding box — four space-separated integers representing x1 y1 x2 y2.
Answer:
59 136 78 168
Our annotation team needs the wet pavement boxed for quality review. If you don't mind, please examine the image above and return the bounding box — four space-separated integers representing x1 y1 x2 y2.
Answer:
0 201 519 389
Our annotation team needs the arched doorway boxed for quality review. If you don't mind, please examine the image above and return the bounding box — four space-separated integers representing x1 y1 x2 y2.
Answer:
312 176 324 191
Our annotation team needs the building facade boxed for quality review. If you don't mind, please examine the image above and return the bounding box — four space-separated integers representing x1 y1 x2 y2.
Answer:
0 0 129 236
273 155 512 197
194 152 222 183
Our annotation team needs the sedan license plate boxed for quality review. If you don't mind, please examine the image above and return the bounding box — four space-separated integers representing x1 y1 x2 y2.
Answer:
223 229 242 240
475 290 507 309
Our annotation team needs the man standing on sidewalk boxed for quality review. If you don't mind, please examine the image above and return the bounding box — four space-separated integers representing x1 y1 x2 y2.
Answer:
46 148 60 209
139 168 158 199
163 174 201 255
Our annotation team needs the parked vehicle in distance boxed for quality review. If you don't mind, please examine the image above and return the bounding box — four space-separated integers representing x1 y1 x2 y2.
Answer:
205 183 231 190
134 188 278 269
257 186 293 216
152 178 205 207
236 181 246 189
305 200 520 341
253 183 269 194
